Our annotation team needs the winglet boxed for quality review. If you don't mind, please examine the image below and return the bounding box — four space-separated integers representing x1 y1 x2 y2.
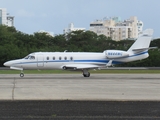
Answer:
106 60 113 67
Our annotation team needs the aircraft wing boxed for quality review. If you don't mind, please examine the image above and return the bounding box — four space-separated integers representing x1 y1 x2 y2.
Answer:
62 64 100 70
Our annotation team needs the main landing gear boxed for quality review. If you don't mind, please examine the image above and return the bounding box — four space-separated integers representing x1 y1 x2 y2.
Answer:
82 69 90 77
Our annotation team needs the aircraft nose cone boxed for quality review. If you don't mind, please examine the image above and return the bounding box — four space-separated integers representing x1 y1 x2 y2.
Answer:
3 61 11 67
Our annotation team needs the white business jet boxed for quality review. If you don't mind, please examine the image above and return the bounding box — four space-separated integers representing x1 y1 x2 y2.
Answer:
4 29 155 77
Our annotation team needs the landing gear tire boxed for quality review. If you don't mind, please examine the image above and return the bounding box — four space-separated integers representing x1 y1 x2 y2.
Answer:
20 73 24 77
83 72 90 77
63 66 66 70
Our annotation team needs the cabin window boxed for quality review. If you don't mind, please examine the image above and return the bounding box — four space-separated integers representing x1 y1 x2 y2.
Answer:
70 57 73 60
64 57 67 60
53 57 55 60
47 57 49 60
59 57 61 60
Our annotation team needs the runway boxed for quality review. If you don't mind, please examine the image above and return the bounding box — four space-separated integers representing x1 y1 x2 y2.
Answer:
0 74 160 101
0 74 160 119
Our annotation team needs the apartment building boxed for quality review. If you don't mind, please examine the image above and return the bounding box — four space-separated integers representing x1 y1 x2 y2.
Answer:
137 20 143 35
0 8 14 27
64 23 85 34
90 16 143 41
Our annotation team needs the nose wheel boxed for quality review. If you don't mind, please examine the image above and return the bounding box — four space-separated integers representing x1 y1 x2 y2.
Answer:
20 72 24 77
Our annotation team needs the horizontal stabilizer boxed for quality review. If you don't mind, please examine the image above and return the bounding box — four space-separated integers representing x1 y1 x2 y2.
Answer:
132 47 158 52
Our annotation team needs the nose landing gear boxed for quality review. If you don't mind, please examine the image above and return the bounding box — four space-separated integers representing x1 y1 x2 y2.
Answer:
20 70 24 77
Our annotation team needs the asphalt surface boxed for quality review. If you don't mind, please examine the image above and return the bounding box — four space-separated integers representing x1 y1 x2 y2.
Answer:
0 74 160 119
0 74 160 100
0 100 160 119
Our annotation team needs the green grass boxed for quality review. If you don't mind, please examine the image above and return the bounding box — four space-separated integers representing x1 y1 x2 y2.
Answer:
0 69 160 74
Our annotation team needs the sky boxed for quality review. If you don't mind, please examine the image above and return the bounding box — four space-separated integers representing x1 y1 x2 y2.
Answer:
0 0 160 37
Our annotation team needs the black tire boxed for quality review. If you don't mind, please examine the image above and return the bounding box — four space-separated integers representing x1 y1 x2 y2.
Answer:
83 72 90 77
63 66 66 70
20 73 24 77
83 74 86 77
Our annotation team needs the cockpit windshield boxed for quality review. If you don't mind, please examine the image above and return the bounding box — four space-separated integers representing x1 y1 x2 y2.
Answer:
24 55 30 59
24 55 35 60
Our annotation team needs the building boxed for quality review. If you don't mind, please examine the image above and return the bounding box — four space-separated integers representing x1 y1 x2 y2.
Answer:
90 16 143 41
137 20 143 36
63 23 85 34
0 8 14 27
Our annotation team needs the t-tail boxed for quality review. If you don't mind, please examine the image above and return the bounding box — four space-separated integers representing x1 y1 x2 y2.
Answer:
127 29 154 54
124 29 156 62
105 29 155 61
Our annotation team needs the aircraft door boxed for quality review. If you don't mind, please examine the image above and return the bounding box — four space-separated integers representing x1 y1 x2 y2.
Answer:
37 54 44 67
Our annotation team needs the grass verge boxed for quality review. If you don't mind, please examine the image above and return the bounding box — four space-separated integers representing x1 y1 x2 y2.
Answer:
0 69 160 74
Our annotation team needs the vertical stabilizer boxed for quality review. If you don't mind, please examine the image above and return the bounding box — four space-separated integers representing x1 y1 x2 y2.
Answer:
127 29 153 53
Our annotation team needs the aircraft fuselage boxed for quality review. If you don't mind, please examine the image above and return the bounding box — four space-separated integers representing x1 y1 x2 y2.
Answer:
4 51 149 70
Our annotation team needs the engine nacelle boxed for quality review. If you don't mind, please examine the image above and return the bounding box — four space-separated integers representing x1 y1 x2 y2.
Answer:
105 50 129 59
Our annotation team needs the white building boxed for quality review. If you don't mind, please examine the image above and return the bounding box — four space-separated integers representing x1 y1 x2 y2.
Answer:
63 23 85 34
0 8 14 27
137 20 143 35
90 16 143 41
